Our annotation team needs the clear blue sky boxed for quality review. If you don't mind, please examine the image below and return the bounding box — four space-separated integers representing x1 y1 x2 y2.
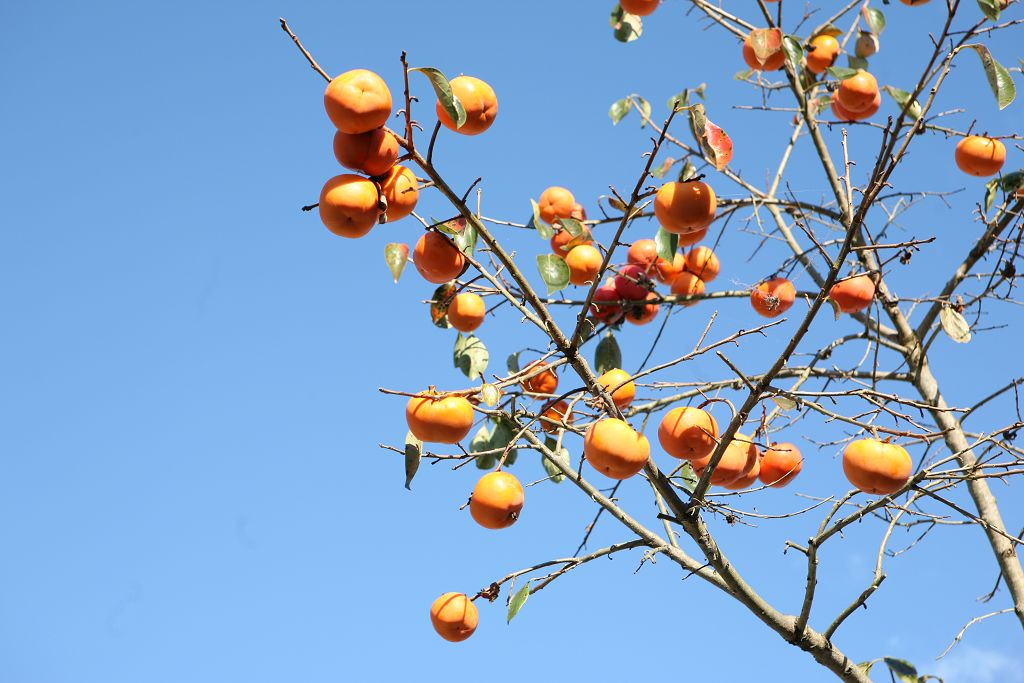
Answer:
2 1 1021 681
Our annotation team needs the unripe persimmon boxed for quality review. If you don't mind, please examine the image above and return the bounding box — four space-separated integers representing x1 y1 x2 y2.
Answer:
319 174 380 238
406 393 475 444
685 246 720 283
955 136 1006 177
829 274 875 313
583 418 651 480
597 368 636 409
470 471 524 529
437 75 498 135
333 128 398 177
670 271 705 306
538 186 576 225
750 278 796 318
805 34 840 74
842 438 912 495
521 360 558 396
324 69 392 134
447 292 485 332
654 181 717 234
759 442 803 487
430 592 478 642
658 407 718 460
565 244 603 285
381 165 419 222
414 232 466 284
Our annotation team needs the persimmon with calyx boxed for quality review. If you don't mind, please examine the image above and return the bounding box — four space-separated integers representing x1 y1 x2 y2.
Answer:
658 406 718 460
597 368 636 409
759 442 803 487
627 239 659 270
614 263 655 301
333 128 398 177
805 34 840 74
750 277 796 318
670 271 705 306
583 418 650 480
830 89 880 122
319 174 380 238
430 592 478 642
550 226 593 256
470 471 524 529
829 274 875 313
620 0 659 15
955 136 1006 177
625 292 660 325
685 246 720 283
565 244 603 285
447 292 485 332
654 181 717 234
655 252 686 285
324 69 392 134
540 400 573 433
406 392 475 444
437 75 498 135
381 165 419 221
591 280 624 323
837 70 879 113
414 232 465 284
538 186 576 225
521 360 558 396
694 433 758 486
742 29 785 71
842 438 912 495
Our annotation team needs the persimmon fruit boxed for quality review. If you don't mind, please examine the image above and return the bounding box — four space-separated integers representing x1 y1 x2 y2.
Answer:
406 393 475 444
538 186 576 225
625 292 660 325
324 69 393 134
670 271 705 306
521 361 558 396
829 274 875 313
438 75 498 135
540 400 573 433
658 407 718 460
685 246 720 283
742 30 785 71
430 592 478 642
805 34 840 74
842 438 912 495
591 280 625 323
614 263 655 301
955 136 1006 177
583 418 651 480
447 292 485 332
597 368 636 409
333 128 398 177
470 471 524 529
565 244 603 286
319 174 380 238
414 232 466 284
837 70 879 113
381 165 419 221
654 181 717 234
750 277 796 318
620 0 660 15
759 442 803 487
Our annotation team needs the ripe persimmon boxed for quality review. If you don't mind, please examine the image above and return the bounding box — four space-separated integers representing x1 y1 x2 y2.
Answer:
381 165 419 221
742 30 785 71
591 280 625 323
724 441 762 490
319 174 380 238
540 400 573 433
627 239 659 269
430 592 478 642
678 227 708 247
620 0 659 15
955 136 1006 177
333 128 398 177
658 407 718 460
842 438 912 494
414 232 466 284
829 274 875 313
406 393 475 443
654 181 717 234
614 263 655 301
597 368 636 409
470 471 524 529
654 252 686 285
447 292 485 332
565 244 603 285
550 226 593 256
583 418 651 480
438 75 498 135
625 292 660 325
759 442 803 487
837 70 879 113
693 433 758 486
538 186 576 225
670 271 705 306
521 360 558 395
685 246 720 282
805 34 840 74
324 69 392 134
750 277 796 318
830 89 880 122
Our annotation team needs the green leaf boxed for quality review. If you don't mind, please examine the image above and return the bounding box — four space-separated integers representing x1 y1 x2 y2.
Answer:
679 461 699 491
961 44 1016 110
475 453 497 469
827 66 858 81
594 331 622 375
470 423 492 453
542 437 569 483
529 198 554 240
610 5 643 43
430 283 456 329
999 170 1024 196
507 351 521 374
384 242 409 283
537 254 570 294
857 660 880 677
864 7 886 34
404 431 422 490
655 227 679 262
782 35 803 71
507 582 530 622
883 657 918 683
847 54 869 71
667 91 689 111
883 85 922 121
454 333 490 380
558 217 586 237
984 177 1000 212
453 222 477 257
609 98 630 125
651 156 675 179
976 0 1001 21
489 415 519 463
634 96 652 127
679 158 697 181
410 67 467 130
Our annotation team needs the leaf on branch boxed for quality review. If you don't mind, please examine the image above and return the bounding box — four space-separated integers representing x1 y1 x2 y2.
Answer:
594 331 622 375
882 85 922 121
384 242 409 283
748 27 783 68
996 171 1024 203
471 423 492 453
610 5 643 43
976 0 1001 21
651 156 676 179
529 198 554 239
507 351 522 374
808 23 843 40
863 6 886 34
489 415 519 464
410 67 467 130
404 431 422 490
960 44 1016 110
827 66 859 81
782 35 803 72
634 96 652 128
655 227 679 262
829 297 843 321
537 254 570 293
543 436 569 483
688 103 733 171
480 383 502 407
678 158 698 181
430 283 457 329
559 218 586 238
984 177 1000 212
847 54 869 71
454 333 490 379
882 657 918 683
609 97 630 125
771 395 798 411
667 84 704 112
940 305 972 344
679 461 699 491
507 582 531 622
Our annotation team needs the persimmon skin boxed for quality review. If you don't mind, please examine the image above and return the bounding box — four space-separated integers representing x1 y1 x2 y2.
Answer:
565 244 603 286
658 407 718 460
625 292 660 326
591 281 625 323
437 75 498 135
406 394 475 444
670 271 705 307
677 227 708 247
831 89 880 122
805 34 840 74
655 252 686 285
521 361 558 396
583 418 651 480
695 433 759 486
837 70 879 113
333 128 398 177
614 263 655 301
447 293 485 333
381 165 419 222
598 368 636 409
829 274 875 313
430 592 478 642
550 226 593 256
685 246 720 283
723 440 762 490
540 400 573 434
955 136 1006 177
742 32 785 71
627 239 659 269
324 69 392 134
750 278 796 318
470 471 524 529
538 186 576 225
414 232 466 284
655 181 717 234
842 438 912 495
759 442 803 487
620 0 660 15
319 174 380 238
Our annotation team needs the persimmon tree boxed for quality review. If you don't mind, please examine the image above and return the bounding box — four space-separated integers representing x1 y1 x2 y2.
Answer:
281 1 1023 680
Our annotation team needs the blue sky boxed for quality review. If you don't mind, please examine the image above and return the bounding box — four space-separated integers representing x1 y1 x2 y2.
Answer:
1 1 1022 681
